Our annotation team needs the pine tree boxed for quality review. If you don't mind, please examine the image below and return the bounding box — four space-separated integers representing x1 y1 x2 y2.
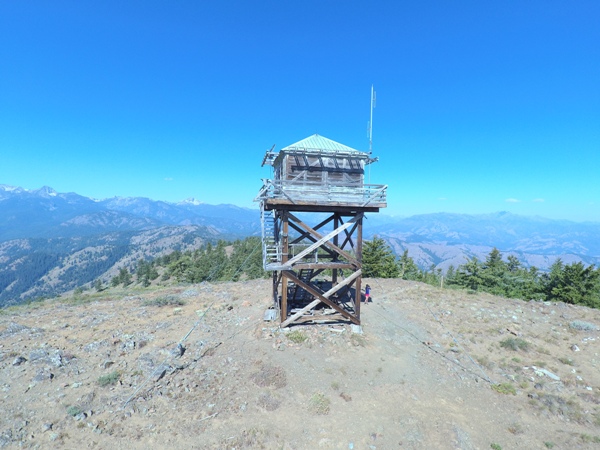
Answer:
453 256 484 290
546 261 600 307
398 249 422 281
362 237 399 278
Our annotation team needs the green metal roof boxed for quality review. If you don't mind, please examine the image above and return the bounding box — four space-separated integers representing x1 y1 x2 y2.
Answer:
282 134 364 154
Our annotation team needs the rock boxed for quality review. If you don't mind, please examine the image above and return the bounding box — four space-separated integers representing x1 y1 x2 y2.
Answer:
535 368 560 381
32 370 54 383
42 423 53 432
29 349 48 362
571 344 580 352
2 322 29 336
49 350 63 367
351 325 363 334
12 356 27 366
263 309 277 321
155 366 169 381
102 360 115 369
170 343 185 358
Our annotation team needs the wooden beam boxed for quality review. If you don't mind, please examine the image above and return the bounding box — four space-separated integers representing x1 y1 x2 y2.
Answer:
280 270 362 327
289 217 335 245
280 213 289 322
295 314 347 324
287 212 361 267
281 216 359 268
339 219 359 250
263 200 382 213
355 216 363 319
288 220 337 259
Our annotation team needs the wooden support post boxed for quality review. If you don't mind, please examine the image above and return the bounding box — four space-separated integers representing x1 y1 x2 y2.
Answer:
280 212 289 322
355 215 363 320
332 214 339 285
272 271 278 309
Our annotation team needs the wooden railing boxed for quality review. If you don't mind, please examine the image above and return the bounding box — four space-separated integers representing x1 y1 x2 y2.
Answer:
255 179 387 207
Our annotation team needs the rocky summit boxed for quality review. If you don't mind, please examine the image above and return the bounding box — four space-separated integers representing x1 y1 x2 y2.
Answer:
1 278 600 449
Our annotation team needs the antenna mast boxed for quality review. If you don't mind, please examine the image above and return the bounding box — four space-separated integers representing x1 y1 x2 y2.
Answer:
368 84 376 154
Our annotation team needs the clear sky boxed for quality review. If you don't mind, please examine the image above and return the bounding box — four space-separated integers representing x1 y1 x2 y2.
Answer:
1 1 598 221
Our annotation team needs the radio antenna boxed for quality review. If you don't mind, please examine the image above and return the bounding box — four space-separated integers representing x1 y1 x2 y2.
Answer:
367 85 376 154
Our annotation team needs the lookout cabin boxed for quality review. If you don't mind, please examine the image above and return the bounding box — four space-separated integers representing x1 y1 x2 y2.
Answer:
257 134 387 211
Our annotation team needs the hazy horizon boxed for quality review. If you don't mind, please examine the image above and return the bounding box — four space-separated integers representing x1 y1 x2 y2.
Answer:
3 182 599 225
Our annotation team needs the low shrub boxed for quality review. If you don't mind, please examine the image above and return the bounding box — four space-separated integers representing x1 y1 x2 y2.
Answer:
492 383 516 395
500 337 529 352
286 330 308 344
569 320 598 331
98 371 120 387
309 392 330 415
142 295 185 307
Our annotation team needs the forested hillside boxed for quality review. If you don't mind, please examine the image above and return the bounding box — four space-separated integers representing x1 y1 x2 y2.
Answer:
105 237 266 290
363 237 600 309
0 225 217 307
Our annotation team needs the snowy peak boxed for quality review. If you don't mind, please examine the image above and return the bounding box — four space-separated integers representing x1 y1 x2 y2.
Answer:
33 186 58 197
0 184 25 199
0 184 24 193
178 198 204 206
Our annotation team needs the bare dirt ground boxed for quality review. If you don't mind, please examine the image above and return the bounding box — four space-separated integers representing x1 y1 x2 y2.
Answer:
1 278 600 449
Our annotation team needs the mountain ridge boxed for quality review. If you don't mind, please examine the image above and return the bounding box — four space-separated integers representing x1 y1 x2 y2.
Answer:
2 184 600 305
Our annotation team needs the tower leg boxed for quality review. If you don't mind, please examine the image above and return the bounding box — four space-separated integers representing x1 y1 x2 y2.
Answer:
355 216 363 321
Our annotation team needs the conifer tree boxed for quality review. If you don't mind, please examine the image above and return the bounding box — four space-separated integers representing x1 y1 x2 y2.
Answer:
398 249 422 281
362 236 399 278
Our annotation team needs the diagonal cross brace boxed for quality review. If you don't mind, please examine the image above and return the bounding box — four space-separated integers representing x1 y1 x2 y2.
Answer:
280 217 358 269
285 212 362 268
280 269 362 327
361 184 388 207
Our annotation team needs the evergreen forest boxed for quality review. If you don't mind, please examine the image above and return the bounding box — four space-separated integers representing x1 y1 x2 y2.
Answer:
107 236 267 289
362 237 600 309
106 235 600 311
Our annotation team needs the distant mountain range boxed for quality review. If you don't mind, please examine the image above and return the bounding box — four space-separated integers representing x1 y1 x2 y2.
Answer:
1 184 599 306
367 211 600 272
0 185 259 241
0 185 259 306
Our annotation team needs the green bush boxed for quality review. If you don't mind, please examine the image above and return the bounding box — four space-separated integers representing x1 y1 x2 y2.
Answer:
98 371 120 387
500 337 529 352
287 330 308 344
492 382 516 395
309 392 330 415
142 295 185 307
66 405 82 417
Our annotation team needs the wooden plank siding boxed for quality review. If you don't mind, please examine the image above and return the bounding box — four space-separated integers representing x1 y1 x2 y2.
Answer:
283 153 364 186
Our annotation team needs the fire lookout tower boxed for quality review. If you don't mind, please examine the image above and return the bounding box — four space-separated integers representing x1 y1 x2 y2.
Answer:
255 134 387 327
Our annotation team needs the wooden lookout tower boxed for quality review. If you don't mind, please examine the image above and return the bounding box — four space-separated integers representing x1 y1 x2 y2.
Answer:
255 134 387 327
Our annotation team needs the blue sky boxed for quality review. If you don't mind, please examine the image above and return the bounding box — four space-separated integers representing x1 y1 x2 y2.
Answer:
1 1 598 221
